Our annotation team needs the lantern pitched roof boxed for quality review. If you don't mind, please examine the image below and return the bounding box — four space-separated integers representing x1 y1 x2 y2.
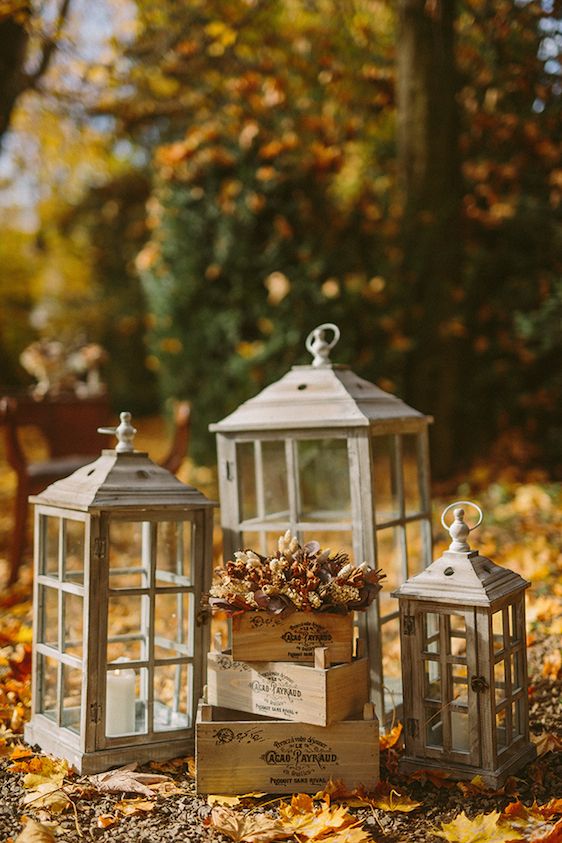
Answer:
210 364 429 433
30 412 214 512
393 548 529 606
31 450 214 512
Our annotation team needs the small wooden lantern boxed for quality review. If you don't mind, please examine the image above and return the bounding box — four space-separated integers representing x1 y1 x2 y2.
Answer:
393 501 535 786
25 412 215 773
210 324 433 724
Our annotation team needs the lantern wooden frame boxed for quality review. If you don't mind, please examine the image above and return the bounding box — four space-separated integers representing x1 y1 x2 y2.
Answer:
25 415 215 773
393 503 536 786
210 325 433 725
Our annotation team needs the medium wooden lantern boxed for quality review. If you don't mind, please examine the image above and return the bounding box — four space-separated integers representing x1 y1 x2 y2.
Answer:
25 412 215 773
210 324 433 725
393 501 535 786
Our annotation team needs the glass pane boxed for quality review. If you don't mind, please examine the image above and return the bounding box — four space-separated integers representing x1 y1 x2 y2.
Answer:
63 519 85 584
42 516 60 577
424 660 441 701
237 442 257 521
511 651 522 693
62 665 82 733
297 439 351 522
372 435 399 523
107 594 149 662
405 520 426 577
154 592 193 659
381 615 402 714
39 586 59 649
494 660 507 704
496 708 507 751
451 710 470 753
426 707 443 747
450 663 468 705
105 665 148 737
492 611 504 654
154 663 192 731
423 613 440 654
512 699 521 738
63 592 83 659
510 603 521 643
449 614 467 658
156 521 192 586
262 441 289 519
38 654 58 721
109 521 151 588
376 527 403 615
402 434 423 514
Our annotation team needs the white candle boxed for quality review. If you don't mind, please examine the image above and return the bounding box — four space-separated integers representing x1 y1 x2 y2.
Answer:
451 709 469 752
106 660 136 736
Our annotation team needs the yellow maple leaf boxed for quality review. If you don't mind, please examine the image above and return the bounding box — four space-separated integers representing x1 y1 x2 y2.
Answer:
115 798 156 816
279 796 355 837
502 802 562 842
370 781 422 812
319 829 373 843
435 810 523 843
21 781 70 813
14 819 55 842
532 733 562 757
379 722 403 751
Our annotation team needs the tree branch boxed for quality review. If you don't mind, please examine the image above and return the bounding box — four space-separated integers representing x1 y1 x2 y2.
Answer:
24 0 72 89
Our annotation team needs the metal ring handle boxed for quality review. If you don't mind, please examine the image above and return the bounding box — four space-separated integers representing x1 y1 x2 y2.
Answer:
305 323 341 354
441 500 483 532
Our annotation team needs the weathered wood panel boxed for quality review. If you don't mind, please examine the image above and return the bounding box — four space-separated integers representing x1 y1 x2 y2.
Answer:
231 612 353 664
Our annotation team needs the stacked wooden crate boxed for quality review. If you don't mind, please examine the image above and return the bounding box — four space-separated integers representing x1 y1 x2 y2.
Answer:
196 612 380 794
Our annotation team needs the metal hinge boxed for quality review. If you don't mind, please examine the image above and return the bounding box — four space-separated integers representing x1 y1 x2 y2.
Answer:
93 537 107 561
406 718 419 738
89 702 102 723
403 615 416 635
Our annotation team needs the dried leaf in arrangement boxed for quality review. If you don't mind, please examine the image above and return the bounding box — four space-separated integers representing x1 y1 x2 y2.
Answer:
204 531 384 616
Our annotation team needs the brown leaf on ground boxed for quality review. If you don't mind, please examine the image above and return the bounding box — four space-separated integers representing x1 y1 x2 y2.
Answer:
208 793 267 807
210 805 291 842
409 768 455 788
457 775 520 798
317 829 374 843
96 814 118 829
89 762 174 797
532 733 562 757
379 722 403 751
435 810 523 842
502 802 562 842
10 745 34 761
14 819 56 842
115 798 157 816
369 780 422 812
21 782 70 813
149 755 193 774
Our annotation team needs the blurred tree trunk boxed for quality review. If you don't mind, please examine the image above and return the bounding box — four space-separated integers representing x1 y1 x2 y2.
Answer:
0 0 71 148
397 0 463 478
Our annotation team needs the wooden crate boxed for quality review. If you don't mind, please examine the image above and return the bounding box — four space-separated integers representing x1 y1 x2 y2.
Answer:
196 702 379 795
231 611 353 664
206 646 369 726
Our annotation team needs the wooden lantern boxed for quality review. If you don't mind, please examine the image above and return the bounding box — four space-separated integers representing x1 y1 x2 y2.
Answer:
25 412 215 773
210 323 433 725
393 501 535 786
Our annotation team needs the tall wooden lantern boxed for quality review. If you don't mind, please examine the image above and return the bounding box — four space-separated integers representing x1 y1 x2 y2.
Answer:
393 501 535 786
25 412 215 773
210 324 433 724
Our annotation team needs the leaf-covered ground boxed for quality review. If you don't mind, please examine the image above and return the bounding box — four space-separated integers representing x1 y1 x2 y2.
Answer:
0 425 560 842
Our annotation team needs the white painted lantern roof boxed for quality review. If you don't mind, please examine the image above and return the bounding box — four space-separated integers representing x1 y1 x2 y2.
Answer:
31 412 214 512
393 503 529 606
210 324 429 433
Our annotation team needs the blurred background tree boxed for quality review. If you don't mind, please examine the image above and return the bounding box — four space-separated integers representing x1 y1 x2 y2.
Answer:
0 0 560 478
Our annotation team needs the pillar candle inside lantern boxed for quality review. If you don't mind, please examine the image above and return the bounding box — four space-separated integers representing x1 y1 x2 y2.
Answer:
106 661 136 736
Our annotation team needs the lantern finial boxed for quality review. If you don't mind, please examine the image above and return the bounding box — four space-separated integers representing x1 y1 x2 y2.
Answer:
441 500 483 552
98 411 137 453
305 323 340 367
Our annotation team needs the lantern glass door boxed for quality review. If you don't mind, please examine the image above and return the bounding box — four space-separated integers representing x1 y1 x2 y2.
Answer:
372 431 432 724
103 517 196 743
235 436 353 558
491 601 527 755
36 513 87 737
416 607 479 766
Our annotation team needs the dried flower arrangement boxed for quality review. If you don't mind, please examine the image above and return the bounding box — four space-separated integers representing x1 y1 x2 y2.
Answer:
205 530 385 616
